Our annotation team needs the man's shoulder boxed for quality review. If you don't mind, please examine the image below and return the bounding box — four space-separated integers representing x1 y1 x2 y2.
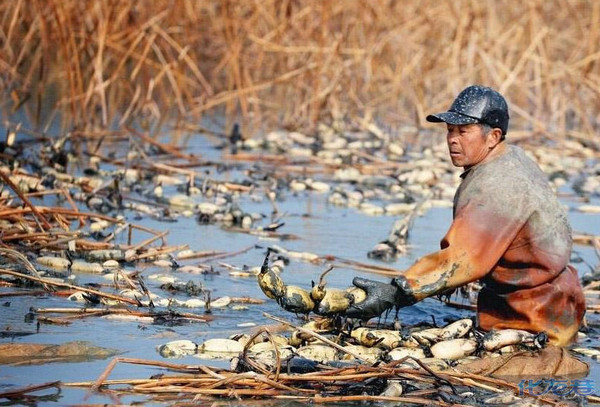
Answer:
459 144 546 205
476 144 541 180
504 144 537 166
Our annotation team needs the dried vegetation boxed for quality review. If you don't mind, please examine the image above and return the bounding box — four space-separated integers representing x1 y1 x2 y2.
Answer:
0 0 600 142
1 1 600 405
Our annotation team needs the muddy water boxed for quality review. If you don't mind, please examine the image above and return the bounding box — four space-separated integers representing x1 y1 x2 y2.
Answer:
0 136 599 405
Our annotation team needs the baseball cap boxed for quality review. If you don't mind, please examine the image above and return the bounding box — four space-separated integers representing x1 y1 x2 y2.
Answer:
426 85 509 135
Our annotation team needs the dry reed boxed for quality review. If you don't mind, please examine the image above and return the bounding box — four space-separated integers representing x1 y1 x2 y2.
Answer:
62 356 568 406
0 1 599 145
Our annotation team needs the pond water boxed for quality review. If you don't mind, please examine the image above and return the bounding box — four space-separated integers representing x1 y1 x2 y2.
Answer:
1 129 599 405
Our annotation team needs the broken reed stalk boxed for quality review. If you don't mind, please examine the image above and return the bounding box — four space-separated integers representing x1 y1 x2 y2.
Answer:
0 230 81 242
19 189 85 229
128 230 169 254
0 248 51 290
329 257 402 276
284 394 467 406
130 244 187 261
439 371 560 405
0 206 157 239
88 357 212 393
191 245 254 263
223 226 300 240
0 204 174 251
0 171 51 230
87 150 212 173
60 187 86 227
37 313 107 325
241 327 289 382
0 206 121 225
573 233 600 246
114 269 139 290
176 250 223 260
102 222 130 243
388 191 432 246
33 234 80 250
74 355 565 406
126 126 195 160
0 268 139 305
0 381 61 399
0 290 49 297
159 395 451 406
33 307 213 327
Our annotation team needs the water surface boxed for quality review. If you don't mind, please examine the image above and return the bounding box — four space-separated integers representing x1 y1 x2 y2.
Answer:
1 131 599 405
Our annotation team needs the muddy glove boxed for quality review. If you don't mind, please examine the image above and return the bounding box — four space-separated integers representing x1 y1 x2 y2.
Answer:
345 277 416 320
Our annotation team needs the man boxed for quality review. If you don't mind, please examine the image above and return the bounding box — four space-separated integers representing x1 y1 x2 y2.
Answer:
347 85 585 346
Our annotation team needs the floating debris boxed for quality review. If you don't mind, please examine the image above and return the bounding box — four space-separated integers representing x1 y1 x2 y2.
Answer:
36 256 71 271
0 113 598 405
136 311 595 405
157 340 197 358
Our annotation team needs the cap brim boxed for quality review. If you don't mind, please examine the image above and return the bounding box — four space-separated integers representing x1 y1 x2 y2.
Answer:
426 112 479 126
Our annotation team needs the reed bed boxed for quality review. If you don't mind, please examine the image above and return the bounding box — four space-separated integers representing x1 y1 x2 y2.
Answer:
0 0 599 143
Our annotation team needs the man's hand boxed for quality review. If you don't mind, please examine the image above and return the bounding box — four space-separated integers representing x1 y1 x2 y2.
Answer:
345 277 398 320
345 277 417 320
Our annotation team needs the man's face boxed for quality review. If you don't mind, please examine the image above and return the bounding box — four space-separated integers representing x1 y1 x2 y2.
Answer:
446 123 493 168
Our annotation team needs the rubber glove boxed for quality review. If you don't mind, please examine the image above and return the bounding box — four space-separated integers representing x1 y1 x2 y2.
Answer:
345 276 416 320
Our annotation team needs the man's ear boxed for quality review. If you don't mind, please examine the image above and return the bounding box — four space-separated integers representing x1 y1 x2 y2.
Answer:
487 128 502 149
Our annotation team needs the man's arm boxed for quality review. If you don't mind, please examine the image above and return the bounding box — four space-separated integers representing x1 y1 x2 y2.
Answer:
347 195 530 319
400 198 526 299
